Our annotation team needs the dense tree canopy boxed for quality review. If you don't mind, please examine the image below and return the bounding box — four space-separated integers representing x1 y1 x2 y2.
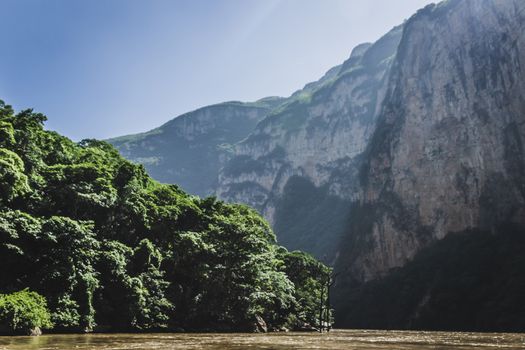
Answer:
0 100 331 334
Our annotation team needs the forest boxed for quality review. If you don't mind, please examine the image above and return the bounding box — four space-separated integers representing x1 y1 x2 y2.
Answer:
0 100 330 335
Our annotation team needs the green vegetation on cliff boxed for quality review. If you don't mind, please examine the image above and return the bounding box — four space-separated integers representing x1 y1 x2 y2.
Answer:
335 226 525 332
0 100 330 334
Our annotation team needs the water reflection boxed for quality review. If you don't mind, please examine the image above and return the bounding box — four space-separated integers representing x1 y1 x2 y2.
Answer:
0 330 524 350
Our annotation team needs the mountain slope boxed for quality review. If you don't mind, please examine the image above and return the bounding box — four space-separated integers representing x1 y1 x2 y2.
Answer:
217 26 403 261
109 98 284 197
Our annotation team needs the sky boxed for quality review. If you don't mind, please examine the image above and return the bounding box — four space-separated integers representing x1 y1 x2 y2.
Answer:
0 0 434 141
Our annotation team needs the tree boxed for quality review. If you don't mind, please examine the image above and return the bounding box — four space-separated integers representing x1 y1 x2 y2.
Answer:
0 149 30 203
280 250 332 328
38 217 99 332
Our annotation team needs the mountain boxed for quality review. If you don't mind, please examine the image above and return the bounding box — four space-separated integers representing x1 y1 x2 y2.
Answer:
333 0 525 329
108 98 284 198
338 0 525 281
110 0 525 331
217 25 403 261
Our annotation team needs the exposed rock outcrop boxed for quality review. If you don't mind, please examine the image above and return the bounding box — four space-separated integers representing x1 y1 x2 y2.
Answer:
217 26 403 260
336 0 525 284
109 99 283 197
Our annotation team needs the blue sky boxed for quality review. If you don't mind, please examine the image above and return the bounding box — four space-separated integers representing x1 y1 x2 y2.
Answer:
0 0 433 140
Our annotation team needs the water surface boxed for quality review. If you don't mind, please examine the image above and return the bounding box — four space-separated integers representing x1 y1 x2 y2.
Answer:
0 329 524 349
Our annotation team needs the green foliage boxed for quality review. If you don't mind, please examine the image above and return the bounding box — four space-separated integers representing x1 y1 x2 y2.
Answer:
0 290 53 334
39 217 99 331
127 239 173 330
0 148 30 203
336 226 525 332
280 250 332 327
0 121 15 147
0 100 330 333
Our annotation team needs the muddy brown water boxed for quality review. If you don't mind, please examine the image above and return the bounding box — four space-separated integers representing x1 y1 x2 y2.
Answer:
0 329 524 349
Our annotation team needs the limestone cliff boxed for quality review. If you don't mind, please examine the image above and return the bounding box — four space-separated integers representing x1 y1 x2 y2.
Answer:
336 0 525 284
217 27 403 260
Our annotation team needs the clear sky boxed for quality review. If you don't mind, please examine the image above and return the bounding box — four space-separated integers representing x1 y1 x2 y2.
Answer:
0 0 434 141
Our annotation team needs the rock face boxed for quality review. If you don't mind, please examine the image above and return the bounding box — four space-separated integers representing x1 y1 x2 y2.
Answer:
329 0 525 328
217 26 403 260
109 99 283 197
336 0 525 284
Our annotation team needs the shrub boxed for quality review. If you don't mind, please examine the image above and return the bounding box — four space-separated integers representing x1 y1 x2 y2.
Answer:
0 290 53 334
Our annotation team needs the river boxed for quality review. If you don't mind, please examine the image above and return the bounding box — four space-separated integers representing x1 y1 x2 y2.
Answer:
0 329 524 349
